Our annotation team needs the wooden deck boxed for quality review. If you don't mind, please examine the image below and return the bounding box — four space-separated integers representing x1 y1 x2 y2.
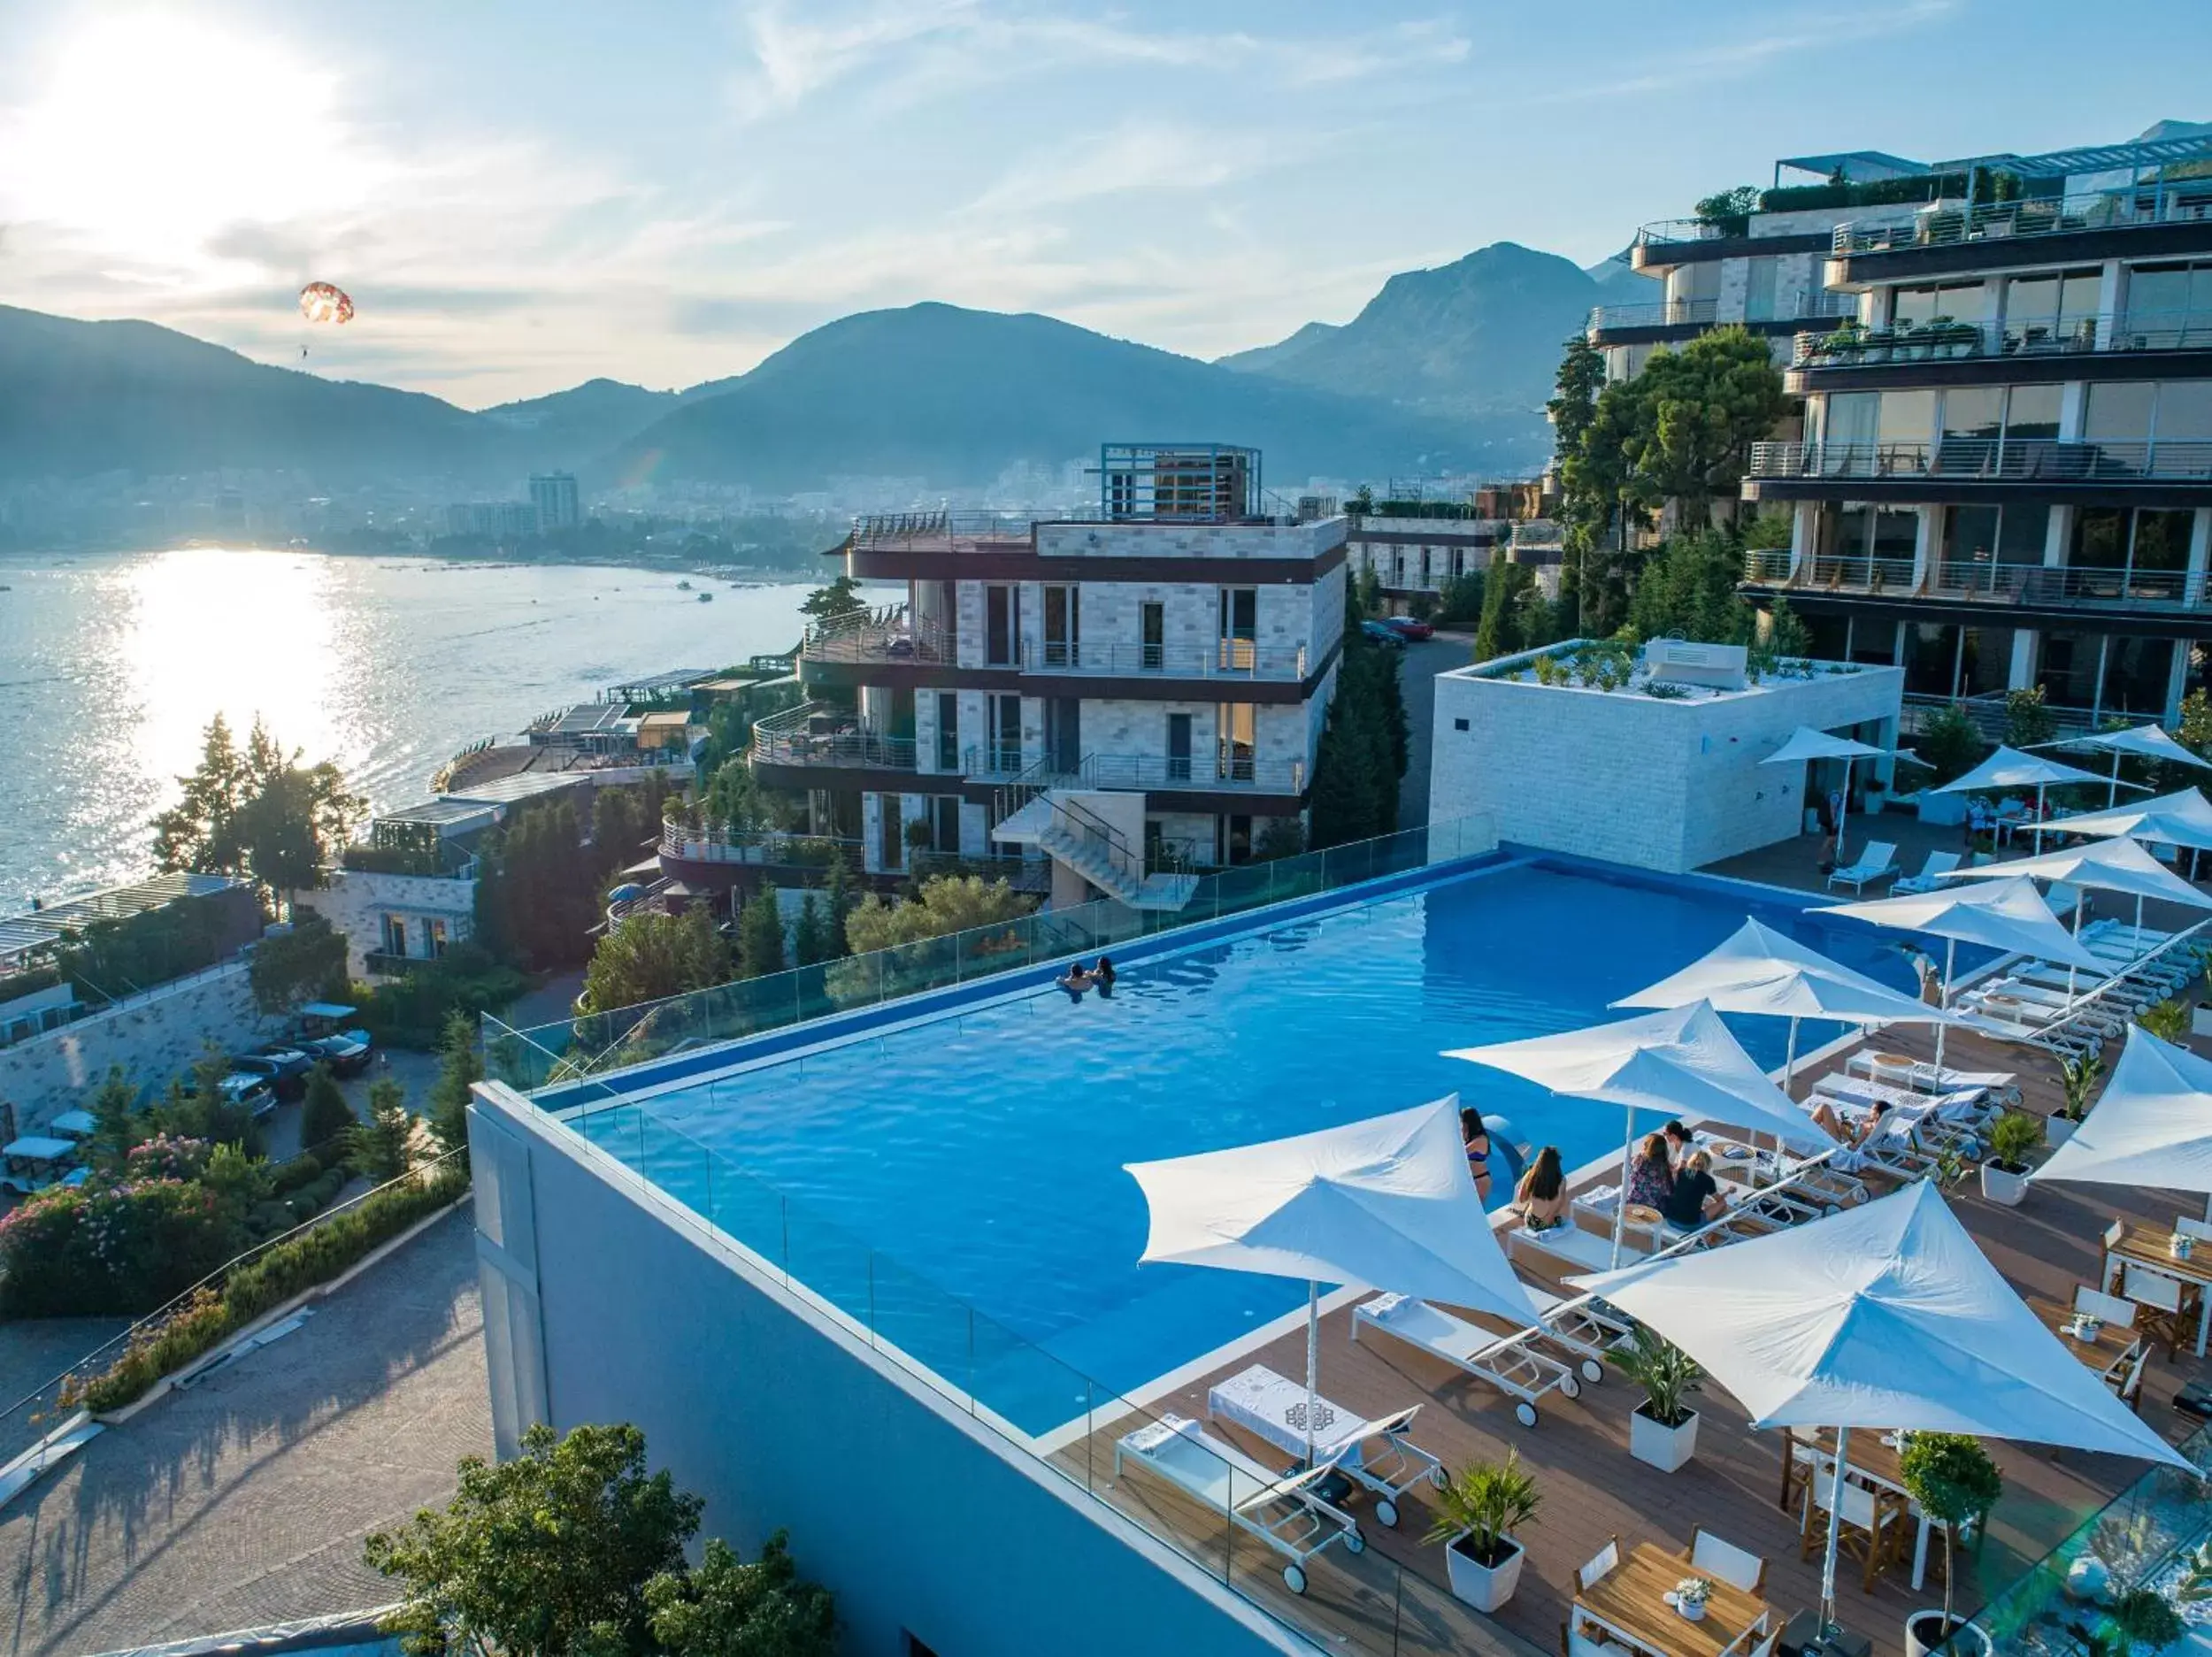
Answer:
1044 832 2212 1657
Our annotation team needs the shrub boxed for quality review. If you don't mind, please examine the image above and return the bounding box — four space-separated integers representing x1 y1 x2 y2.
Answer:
1616 1326 1701 1427
300 1064 356 1155
1986 1110 2044 1173
2140 998 2191 1044
0 1176 242 1318
355 946 530 1051
1425 1447 1540 1565
843 876 1033 955
1917 705 1989 787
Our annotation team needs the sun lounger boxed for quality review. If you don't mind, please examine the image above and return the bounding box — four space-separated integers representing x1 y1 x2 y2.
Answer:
2011 963 2159 1010
1956 996 2105 1058
1814 1075 1993 1131
1115 1415 1363 1594
1519 1282 1637 1383
1695 1132 1870 1212
1826 840 1901 895
1894 851 1962 894
1206 1364 1442 1529
1844 1051 2020 1106
1820 1099 1962 1179
1352 1293 1583 1428
1968 978 2128 1034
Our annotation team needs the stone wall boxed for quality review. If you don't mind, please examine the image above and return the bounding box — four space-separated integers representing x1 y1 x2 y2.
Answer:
0 961 283 1135
303 868 478 977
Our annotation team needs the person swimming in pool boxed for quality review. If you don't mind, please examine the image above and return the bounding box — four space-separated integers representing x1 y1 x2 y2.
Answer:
1093 955 1117 994
1056 961 1097 997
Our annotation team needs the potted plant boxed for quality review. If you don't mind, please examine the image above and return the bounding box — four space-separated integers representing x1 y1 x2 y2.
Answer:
1979 1110 2045 1206
1672 1576 1714 1622
1617 1325 1703 1472
1427 1448 1540 1614
1900 1431 2004 1657
2052 1052 2105 1148
2101 1587 2187 1657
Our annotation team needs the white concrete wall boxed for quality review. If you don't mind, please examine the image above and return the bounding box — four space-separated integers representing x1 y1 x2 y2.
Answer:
1429 656 1905 873
0 962 283 1135
303 868 477 977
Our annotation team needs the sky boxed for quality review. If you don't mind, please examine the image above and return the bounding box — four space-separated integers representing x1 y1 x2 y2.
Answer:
1 0 2207 408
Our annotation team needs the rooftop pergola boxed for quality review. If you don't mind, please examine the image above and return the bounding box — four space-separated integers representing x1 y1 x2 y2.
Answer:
1932 127 2212 181
602 669 711 702
0 873 250 968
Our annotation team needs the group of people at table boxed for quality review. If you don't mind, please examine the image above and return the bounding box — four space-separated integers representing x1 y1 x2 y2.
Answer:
1462 1110 1734 1236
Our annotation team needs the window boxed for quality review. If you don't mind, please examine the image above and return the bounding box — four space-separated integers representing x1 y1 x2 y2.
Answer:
422 917 449 959
2003 384 2062 441
2036 633 2100 709
381 915 407 957
987 694 1021 772
1453 717 1470 732
2005 268 2101 349
935 692 958 772
2160 380 2212 441
2085 381 2155 441
1165 712 1194 781
1959 627 2016 696
1743 259 1777 322
1940 387 2004 443
1140 601 1165 671
1216 702 1256 781
1903 623 1959 696
1997 504 2050 566
1041 586 1079 668
2103 637 2176 719
1894 281 1988 324
2124 262 2212 347
1218 587 1257 671
984 585 1018 666
932 795 961 854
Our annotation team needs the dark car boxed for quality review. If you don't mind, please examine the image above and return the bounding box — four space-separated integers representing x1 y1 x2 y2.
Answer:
1359 618 1407 648
216 1072 279 1119
296 1003 374 1075
231 1047 315 1102
1382 615 1435 641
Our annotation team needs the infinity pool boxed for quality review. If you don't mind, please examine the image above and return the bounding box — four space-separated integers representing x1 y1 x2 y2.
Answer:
566 856 1926 1431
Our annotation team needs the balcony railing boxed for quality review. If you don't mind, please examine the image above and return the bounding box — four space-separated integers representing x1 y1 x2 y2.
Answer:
1018 639 1310 682
799 605 958 666
1589 294 1855 333
659 825 866 867
750 701 918 771
1747 438 2212 485
1832 185 2212 256
1742 548 2209 611
1084 752 1306 794
849 510 1033 548
1793 307 2212 368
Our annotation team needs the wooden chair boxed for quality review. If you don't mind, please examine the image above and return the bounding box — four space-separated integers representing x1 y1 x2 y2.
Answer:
1801 1467 1909 1591
2075 1285 2139 1328
1688 1527 1768 1594
2108 1345 2150 1413
2121 1262 2198 1361
1778 1427 1820 1513
1578 1536 1623 1592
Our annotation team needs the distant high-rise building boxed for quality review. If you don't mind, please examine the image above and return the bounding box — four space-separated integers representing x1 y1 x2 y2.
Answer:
530 472 580 533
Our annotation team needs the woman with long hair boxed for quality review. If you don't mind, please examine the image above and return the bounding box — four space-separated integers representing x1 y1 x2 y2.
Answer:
1513 1145 1568 1231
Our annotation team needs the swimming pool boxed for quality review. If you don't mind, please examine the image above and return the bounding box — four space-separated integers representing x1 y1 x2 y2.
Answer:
563 855 1930 1432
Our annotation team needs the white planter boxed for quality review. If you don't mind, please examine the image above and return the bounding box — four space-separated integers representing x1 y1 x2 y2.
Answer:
2047 1118 2078 1148
1907 1611 1991 1657
1630 1404 1701 1473
1445 1532 1526 1613
2193 1002 2212 1039
1979 1162 2031 1207
1678 1599 1709 1623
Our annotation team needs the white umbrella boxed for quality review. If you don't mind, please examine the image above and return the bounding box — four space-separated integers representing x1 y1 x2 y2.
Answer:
1571 1181 2195 1626
1763 727 1924 827
2047 725 2212 807
2041 787 2212 878
1613 918 1967 1092
1939 835 2212 943
1445 1003 1835 1264
1125 1095 1539 1461
1934 744 2116 822
2033 1026 2212 1217
1819 878 2106 1070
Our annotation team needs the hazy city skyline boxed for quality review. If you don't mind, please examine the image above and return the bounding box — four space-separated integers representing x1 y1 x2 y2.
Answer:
2 0 2205 405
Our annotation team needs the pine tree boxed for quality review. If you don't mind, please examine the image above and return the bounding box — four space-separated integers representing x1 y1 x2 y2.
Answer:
822 850 855 959
84 1066 144 1173
426 1011 483 1159
346 1077 414 1183
792 893 829 967
300 1062 356 1155
737 890 786 980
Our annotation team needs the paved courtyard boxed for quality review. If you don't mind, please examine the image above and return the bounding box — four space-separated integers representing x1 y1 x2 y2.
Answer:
0 1209 488 1656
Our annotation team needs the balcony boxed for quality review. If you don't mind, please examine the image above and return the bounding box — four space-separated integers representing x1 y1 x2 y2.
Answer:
1742 548 2210 613
1746 437 2212 487
1831 185 2212 257
1792 308 2212 370
1084 752 1306 794
659 825 864 867
1588 294 1855 336
749 702 917 771
798 606 957 668
1018 639 1311 683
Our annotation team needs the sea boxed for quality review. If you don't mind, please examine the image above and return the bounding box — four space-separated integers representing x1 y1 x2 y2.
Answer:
0 548 821 909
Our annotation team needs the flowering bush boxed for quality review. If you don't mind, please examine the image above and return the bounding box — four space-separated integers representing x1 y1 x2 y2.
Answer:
125 1134 214 1184
0 1175 243 1318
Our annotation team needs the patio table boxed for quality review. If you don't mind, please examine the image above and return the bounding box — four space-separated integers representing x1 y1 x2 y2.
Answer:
2102 1220 2212 1356
1573 1541 1770 1657
2027 1293 2145 1384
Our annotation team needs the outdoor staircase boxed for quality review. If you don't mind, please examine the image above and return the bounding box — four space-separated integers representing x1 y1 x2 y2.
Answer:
995 788 1196 911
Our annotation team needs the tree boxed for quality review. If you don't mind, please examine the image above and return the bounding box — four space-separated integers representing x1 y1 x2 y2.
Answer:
1308 632 1402 849
1693 184 1761 229
84 1067 146 1173
250 909 349 1015
1352 564 1384 620
365 1422 703 1657
737 890 787 979
478 801 602 970
2003 685 2058 749
642 1533 837 1657
842 876 1032 955
820 851 856 959
151 715 364 903
1628 531 1754 645
791 894 831 967
300 1062 357 1155
150 1050 256 1147
1897 1432 2002 1640
347 1077 414 1183
1618 328 1787 526
1474 562 1534 663
581 908 729 1015
150 714 250 874
426 1011 483 1159
798 575 863 622
1766 596 1812 657
594 788 645 879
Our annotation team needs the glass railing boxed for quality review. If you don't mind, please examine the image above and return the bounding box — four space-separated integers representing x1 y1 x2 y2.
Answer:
1834 186 2212 256
1934 1422 2212 1657
1747 438 2212 484
481 814 1517 1657
484 813 1499 1090
1793 308 2212 368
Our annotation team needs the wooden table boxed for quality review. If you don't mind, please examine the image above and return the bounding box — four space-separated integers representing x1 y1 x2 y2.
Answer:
2102 1222 2212 1356
2029 1294 2144 1382
1573 1541 1770 1657
1794 1428 1934 1590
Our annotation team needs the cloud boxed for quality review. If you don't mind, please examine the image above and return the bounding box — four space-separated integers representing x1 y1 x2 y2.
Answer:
962 119 1286 217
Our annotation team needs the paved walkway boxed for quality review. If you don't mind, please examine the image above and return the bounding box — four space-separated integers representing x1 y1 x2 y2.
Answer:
0 1209 488 1656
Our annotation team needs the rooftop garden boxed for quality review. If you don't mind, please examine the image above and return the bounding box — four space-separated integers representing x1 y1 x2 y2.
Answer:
1468 638 1864 701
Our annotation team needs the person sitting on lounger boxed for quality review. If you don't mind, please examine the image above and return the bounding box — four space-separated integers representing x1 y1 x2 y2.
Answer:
1659 1148 1727 1229
1459 1106 1494 1201
1512 1145 1569 1231
1809 1097 1890 1147
1624 1132 1674 1211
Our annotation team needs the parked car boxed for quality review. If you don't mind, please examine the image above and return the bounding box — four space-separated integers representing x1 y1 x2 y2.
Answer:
1360 619 1407 648
230 1047 314 1102
216 1072 278 1119
296 1002 374 1075
1382 616 1435 641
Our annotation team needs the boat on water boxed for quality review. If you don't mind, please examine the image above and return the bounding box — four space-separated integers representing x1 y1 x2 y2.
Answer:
678 579 692 590
697 590 713 602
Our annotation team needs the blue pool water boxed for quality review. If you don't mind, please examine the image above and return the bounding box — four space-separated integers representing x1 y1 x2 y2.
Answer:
568 857 1930 1431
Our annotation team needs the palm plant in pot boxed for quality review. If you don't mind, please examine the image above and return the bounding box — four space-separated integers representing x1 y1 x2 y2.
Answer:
1617 1325 1703 1472
1899 1431 2003 1657
2052 1052 2106 1148
1978 1110 2045 1207
1427 1448 1540 1614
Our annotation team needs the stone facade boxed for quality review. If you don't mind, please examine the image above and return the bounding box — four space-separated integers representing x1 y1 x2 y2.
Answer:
303 868 479 977
1429 650 1906 873
0 961 283 1136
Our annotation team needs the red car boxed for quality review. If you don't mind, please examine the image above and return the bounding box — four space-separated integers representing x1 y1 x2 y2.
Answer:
1382 615 1435 641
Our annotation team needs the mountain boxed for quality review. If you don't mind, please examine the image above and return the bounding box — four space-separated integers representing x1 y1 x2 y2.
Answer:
1217 242 1602 437
604 303 1519 489
0 303 512 486
480 378 680 471
1586 249 1661 295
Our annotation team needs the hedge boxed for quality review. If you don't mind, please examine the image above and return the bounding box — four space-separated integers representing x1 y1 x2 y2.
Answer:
63 1162 469 1414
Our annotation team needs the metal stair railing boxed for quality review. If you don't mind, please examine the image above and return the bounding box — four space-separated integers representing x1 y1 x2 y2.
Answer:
1043 793 1145 898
